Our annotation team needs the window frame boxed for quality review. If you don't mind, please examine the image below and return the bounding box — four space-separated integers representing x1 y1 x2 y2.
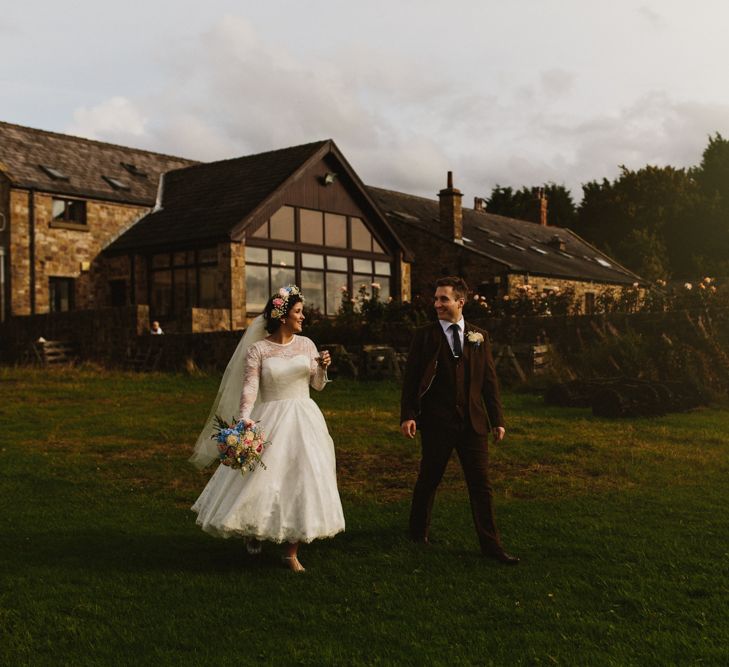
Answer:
49 197 87 228
49 276 75 312
147 246 219 318
245 206 395 315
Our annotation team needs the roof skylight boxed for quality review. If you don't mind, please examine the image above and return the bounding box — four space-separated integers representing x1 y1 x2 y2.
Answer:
530 246 548 255
595 257 612 267
390 210 419 221
507 242 525 251
120 162 148 178
103 175 131 191
38 164 69 181
488 239 507 248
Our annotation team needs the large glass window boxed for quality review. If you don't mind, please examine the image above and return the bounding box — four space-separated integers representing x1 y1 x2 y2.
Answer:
173 267 197 313
149 246 218 317
351 218 371 251
246 264 269 312
301 270 325 311
300 209 323 245
272 249 295 268
245 246 268 264
374 277 391 301
353 258 372 274
326 272 347 314
327 256 347 271
325 213 347 248
302 253 324 269
245 206 394 315
151 271 172 318
270 206 295 241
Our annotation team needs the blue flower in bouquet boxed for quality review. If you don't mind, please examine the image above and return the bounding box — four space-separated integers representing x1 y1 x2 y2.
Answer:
210 414 271 475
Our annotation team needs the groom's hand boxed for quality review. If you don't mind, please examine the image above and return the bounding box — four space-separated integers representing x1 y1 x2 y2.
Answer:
401 420 417 439
492 426 506 443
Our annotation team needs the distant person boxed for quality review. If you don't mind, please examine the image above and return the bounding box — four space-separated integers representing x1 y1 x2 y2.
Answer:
400 276 518 564
150 321 164 335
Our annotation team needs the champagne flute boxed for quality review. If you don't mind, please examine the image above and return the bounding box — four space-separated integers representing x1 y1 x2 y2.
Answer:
316 349 333 383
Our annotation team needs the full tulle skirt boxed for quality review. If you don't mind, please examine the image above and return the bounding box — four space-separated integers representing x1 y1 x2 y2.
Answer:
191 397 345 543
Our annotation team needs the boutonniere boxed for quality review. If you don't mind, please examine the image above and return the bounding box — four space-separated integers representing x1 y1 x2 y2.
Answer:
466 331 484 346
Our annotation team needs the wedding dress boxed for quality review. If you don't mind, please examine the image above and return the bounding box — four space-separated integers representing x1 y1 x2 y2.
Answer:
192 335 345 543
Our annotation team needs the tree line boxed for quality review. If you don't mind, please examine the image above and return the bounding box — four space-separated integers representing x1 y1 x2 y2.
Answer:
485 133 729 281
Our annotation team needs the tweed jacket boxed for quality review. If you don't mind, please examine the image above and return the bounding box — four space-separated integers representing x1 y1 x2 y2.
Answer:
400 321 505 435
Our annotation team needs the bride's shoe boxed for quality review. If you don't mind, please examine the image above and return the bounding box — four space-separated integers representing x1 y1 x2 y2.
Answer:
282 556 306 573
245 538 262 556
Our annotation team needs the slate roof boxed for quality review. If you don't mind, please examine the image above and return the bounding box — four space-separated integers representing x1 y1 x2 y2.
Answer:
368 186 643 285
106 140 332 252
0 121 196 206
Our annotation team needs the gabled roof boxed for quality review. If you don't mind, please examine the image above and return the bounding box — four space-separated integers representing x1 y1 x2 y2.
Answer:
106 139 410 257
368 186 643 285
0 121 196 206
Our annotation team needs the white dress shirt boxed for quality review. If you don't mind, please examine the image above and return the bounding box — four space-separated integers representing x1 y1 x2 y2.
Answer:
438 317 465 356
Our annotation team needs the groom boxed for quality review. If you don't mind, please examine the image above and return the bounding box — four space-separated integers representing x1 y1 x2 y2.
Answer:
400 276 518 564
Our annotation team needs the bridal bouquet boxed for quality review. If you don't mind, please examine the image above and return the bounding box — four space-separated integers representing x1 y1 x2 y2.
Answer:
211 416 269 474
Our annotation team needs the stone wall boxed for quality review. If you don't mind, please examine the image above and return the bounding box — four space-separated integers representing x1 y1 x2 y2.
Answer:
505 274 634 314
9 189 31 315
229 241 246 328
185 308 234 333
8 188 149 316
0 175 9 322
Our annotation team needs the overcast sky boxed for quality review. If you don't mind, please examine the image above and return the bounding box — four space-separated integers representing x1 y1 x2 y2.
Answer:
2 0 729 202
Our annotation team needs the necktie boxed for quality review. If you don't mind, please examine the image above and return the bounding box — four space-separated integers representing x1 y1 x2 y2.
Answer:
449 323 462 357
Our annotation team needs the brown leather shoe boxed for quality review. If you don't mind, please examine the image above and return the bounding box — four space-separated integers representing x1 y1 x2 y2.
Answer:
483 549 520 565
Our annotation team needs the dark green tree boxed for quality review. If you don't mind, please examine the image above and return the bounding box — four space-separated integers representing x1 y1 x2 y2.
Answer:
689 133 729 275
576 165 700 279
485 183 576 228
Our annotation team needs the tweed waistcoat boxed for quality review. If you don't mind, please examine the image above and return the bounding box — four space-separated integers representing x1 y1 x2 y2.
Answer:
420 335 471 426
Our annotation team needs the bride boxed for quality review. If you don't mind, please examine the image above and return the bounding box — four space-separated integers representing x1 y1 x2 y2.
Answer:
190 285 345 572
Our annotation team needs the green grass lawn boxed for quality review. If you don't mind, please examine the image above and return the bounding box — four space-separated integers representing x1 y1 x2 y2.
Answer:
1 367 728 666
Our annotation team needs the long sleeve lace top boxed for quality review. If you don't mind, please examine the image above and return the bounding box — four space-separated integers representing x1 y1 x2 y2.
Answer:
238 336 328 421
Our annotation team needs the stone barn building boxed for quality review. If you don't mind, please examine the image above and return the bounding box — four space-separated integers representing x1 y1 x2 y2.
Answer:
103 139 411 331
1 120 640 338
0 121 195 322
369 173 643 312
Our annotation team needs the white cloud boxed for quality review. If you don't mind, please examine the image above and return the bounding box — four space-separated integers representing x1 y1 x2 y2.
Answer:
58 14 729 205
66 96 148 142
637 3 666 27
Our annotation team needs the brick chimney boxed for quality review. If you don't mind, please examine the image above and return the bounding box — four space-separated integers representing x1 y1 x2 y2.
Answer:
474 196 486 212
438 171 463 242
537 187 548 226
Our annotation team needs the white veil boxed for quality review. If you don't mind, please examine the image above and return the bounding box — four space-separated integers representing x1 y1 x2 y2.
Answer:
189 314 267 469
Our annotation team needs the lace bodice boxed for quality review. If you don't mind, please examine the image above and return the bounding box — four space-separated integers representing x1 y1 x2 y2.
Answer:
239 336 327 420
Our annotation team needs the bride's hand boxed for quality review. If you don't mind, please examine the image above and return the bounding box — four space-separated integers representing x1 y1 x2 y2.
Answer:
240 418 255 430
317 350 331 368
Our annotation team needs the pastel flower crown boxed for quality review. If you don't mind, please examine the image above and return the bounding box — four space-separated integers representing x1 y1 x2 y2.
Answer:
269 285 304 320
